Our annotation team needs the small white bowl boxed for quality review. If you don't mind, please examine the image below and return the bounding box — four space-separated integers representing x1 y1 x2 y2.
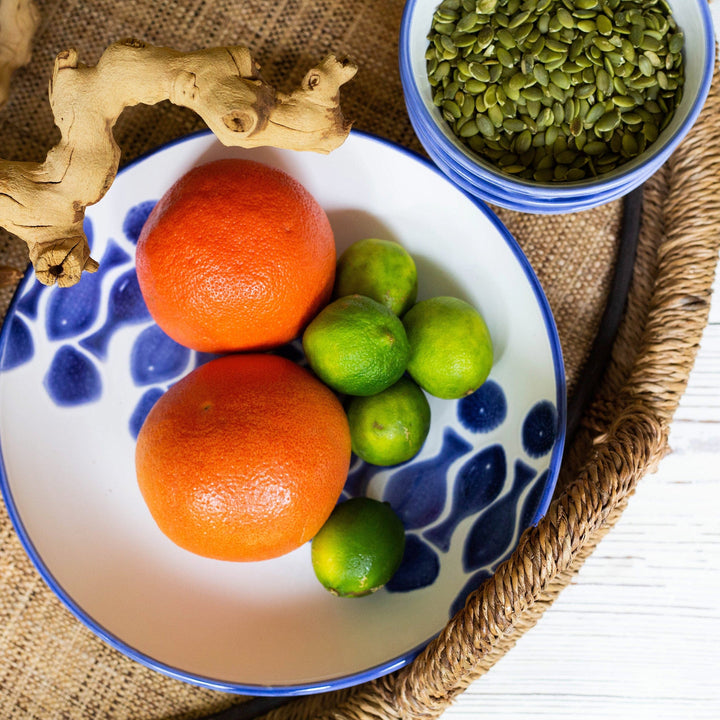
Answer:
400 0 715 212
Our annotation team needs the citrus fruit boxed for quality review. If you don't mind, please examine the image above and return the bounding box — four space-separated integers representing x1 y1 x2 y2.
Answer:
402 296 493 399
302 294 410 396
347 376 431 466
135 158 336 353
135 353 351 562
334 238 418 316
311 497 406 597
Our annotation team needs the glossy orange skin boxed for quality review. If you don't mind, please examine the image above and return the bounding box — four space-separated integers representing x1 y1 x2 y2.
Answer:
135 353 351 562
135 158 336 353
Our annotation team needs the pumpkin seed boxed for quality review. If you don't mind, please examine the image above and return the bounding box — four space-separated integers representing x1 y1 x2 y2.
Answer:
595 109 621 132
557 7 574 29
669 32 684 54
476 114 496 137
596 15 614 36
585 103 606 125
515 128 533 153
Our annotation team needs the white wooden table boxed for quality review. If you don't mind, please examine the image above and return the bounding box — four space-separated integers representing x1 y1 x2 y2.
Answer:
440 271 720 720
442 12 720 708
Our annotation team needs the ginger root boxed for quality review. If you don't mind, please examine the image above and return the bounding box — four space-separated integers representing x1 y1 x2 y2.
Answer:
0 40 357 287
0 0 40 109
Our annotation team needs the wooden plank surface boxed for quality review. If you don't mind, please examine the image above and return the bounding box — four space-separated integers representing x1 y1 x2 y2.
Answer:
440 262 720 716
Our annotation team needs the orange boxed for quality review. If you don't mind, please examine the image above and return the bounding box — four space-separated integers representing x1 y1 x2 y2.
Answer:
135 353 351 562
135 158 336 353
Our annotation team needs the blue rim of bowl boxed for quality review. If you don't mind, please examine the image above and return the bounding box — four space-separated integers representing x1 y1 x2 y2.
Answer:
0 128 567 696
407 101 650 213
406 101 641 213
399 0 716 201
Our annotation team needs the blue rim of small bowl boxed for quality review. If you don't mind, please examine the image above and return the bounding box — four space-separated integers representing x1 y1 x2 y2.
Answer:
408 101 649 213
399 0 716 203
0 128 566 696
406 100 641 212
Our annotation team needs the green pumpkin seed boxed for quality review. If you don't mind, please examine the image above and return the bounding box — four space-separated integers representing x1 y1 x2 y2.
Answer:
643 121 659 142
476 114 496 137
496 28 516 49
596 15 614 36
555 7 573 29
584 140 607 155
503 117 527 132
595 109 621 132
466 78 486 94
629 24 644 46
521 53 535 74
468 62 491 82
596 68 613 96
496 47 514 67
669 32 684 54
456 14 478 33
443 99 462 119
515 128 533 153
533 64 550 86
585 103 606 125
488 103 505 127
637 55 654 77
621 112 643 125
509 10 532 28
550 69 571 90
538 106 555 128
612 94 637 108
621 132 639 156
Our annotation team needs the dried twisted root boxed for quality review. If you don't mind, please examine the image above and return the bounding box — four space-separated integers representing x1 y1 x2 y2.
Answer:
0 39 357 287
0 0 40 108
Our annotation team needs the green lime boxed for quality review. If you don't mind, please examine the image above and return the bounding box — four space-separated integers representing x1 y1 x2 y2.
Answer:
402 296 493 399
347 376 431 466
302 294 410 396
334 238 418 316
311 497 406 597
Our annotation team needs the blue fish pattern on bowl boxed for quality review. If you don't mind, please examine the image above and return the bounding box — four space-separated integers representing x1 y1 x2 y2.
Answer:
1 201 559 619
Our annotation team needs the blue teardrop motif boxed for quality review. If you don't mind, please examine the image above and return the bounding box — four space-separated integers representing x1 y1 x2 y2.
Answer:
519 469 550 528
123 200 157 244
130 325 191 386
343 455 374 498
84 216 94 249
383 427 472 530
462 459 537 572
423 443 507 552
0 316 34 370
16 280 44 320
79 269 150 360
129 387 165 439
46 240 130 341
449 569 492 619
522 400 558 458
385 534 440 593
44 345 102 406
457 380 507 433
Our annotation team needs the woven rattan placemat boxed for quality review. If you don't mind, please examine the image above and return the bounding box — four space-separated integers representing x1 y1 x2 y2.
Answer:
1 2 719 719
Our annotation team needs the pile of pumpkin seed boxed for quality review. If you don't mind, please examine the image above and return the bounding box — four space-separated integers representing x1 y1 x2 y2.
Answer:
426 0 685 182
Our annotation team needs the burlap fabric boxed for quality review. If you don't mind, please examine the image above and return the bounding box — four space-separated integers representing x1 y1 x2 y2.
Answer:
1 2 718 719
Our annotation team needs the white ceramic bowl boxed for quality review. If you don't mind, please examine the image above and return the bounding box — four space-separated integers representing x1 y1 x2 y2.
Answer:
0 130 566 695
400 0 715 212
